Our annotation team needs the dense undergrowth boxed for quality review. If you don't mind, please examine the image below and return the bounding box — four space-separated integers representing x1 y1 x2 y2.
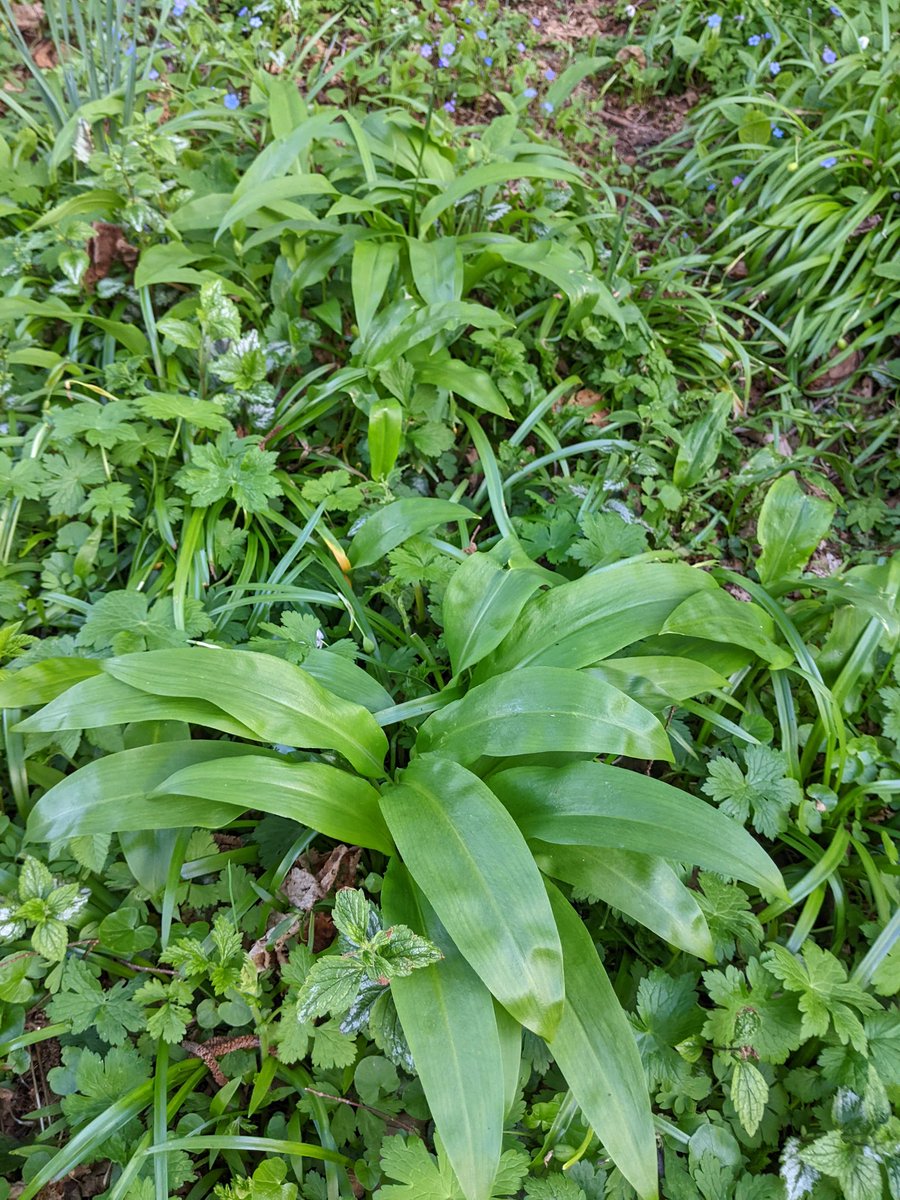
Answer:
0 1 898 1199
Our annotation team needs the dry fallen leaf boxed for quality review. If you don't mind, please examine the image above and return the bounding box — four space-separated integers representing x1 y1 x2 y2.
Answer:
11 2 44 38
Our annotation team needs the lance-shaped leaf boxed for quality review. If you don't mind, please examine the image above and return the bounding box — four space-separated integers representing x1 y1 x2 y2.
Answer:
546 882 658 1200
587 656 729 712
442 553 545 676
16 674 258 740
155 758 393 855
26 742 260 843
531 842 714 961
382 862 505 1200
416 667 672 765
660 590 791 668
347 498 475 570
491 763 787 899
380 756 564 1039
757 472 836 586
0 658 103 708
473 561 716 680
102 648 387 778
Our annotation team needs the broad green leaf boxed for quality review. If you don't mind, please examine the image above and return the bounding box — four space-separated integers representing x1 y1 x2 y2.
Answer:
363 300 512 367
368 397 403 481
474 562 716 679
120 828 182 899
30 189 123 229
531 842 714 960
348 498 475 569
26 742 259 842
0 298 148 357
408 237 463 305
660 590 791 668
0 658 102 708
673 393 732 489
232 114 338 198
587 656 729 711
757 473 836 586
156 758 393 854
491 763 786 898
382 861 505 1200
380 756 564 1038
545 882 658 1200
418 162 581 233
473 236 620 326
731 1060 768 1136
216 174 337 240
15 674 258 740
418 360 511 418
134 244 204 290
442 553 544 676
416 667 672 764
302 649 393 713
738 109 773 145
102 648 387 778
351 240 399 340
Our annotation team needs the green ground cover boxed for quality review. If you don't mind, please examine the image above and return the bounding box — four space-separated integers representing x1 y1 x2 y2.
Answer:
0 1 898 1198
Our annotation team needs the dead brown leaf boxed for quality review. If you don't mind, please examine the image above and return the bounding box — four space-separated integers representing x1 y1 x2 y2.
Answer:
11 2 44 38
807 349 863 391
615 44 647 70
282 844 361 912
32 39 57 69
83 222 138 291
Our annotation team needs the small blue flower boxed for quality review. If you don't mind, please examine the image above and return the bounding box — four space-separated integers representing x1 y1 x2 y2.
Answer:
763 31 773 38
772 125 785 137
444 99 456 113
769 60 780 74
148 66 160 79
707 13 722 28
531 16 541 25
173 0 187 14
732 174 744 186
224 91 240 109
543 67 556 80
483 56 493 65
542 100 554 113
822 46 836 63
238 5 249 13
821 155 838 167
420 42 433 57
748 34 761 45
464 16 471 23
438 56 450 67
124 41 135 56
707 182 716 190
517 41 526 51
523 86 537 98
476 29 487 40
441 41 455 55
830 4 841 13
249 14 262 26
735 13 745 21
